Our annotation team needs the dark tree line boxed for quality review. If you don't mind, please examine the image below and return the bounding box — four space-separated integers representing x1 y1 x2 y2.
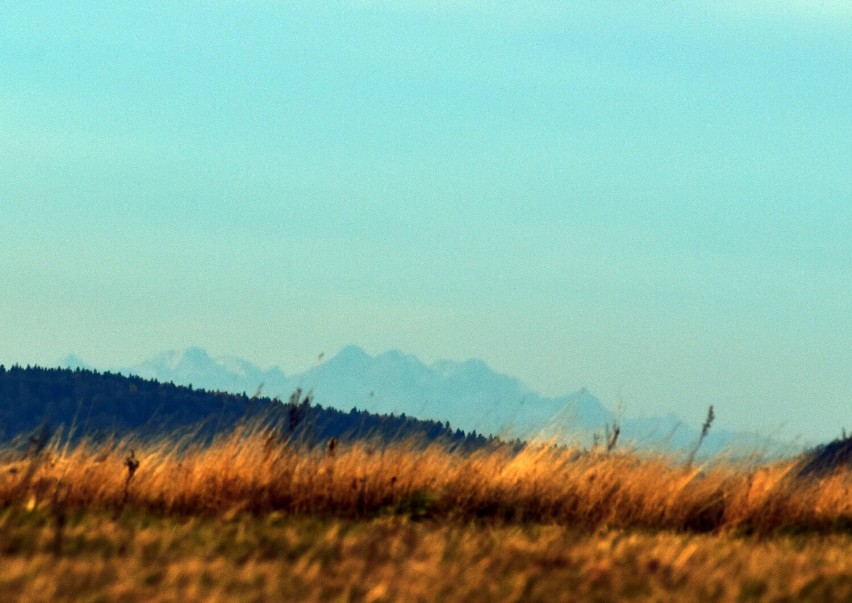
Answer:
0 364 493 452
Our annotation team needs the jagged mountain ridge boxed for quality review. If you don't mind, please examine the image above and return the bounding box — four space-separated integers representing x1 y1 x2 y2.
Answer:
295 345 614 441
126 347 292 401
102 345 614 442
60 346 789 456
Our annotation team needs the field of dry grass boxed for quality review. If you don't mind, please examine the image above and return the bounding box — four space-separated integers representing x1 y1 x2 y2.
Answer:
3 511 851 602
1 427 850 601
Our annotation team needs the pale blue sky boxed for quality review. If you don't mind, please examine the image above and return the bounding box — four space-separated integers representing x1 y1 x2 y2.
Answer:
1 2 849 441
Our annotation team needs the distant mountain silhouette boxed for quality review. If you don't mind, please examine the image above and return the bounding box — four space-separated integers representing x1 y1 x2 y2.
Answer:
61 353 92 372
297 346 614 442
59 346 798 458
127 347 294 400
101 345 612 441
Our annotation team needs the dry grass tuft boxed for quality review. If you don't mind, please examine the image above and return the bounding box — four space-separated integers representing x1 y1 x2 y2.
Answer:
0 427 849 535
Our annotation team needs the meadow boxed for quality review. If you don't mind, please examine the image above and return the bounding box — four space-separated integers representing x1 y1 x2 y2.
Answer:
1 425 850 602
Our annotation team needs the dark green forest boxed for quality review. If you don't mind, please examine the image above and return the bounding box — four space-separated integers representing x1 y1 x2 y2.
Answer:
0 365 492 450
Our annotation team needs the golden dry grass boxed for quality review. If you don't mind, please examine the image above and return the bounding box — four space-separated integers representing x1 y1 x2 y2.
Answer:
1 428 850 601
1 427 849 534
1 511 851 602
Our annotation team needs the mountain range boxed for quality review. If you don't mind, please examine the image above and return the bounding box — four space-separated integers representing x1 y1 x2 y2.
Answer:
62 346 795 458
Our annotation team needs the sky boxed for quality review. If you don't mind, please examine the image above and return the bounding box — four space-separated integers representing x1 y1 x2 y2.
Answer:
1 1 849 442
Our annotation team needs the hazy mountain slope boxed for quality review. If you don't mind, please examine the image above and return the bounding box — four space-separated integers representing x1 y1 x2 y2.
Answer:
295 346 614 440
121 347 295 400
61 354 93 372
61 346 798 457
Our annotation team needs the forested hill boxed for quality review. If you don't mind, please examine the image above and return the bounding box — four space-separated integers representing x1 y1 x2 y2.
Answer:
0 365 491 449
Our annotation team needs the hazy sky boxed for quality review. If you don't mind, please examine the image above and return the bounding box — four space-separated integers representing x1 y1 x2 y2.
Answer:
1 2 849 441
